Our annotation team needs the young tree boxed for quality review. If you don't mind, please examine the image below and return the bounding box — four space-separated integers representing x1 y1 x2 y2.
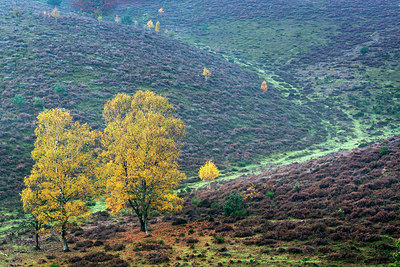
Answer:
261 80 268 92
147 20 155 29
20 108 97 251
51 7 60 20
158 8 164 13
20 186 44 250
199 160 219 190
11 94 24 108
101 91 185 234
98 15 102 24
203 67 211 81
114 14 120 23
155 21 160 32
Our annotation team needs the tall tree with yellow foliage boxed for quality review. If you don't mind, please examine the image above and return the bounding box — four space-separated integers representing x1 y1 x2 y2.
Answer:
21 109 97 251
101 91 185 234
199 160 219 189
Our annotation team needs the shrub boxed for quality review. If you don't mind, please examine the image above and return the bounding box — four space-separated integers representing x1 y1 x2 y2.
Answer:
11 94 24 108
12 8 22 17
172 217 187 225
358 142 369 148
192 197 201 206
121 15 132 25
213 235 225 244
231 210 247 217
392 239 400 267
33 97 44 109
54 84 66 95
188 229 194 235
47 0 62 6
223 190 243 216
360 46 369 55
266 191 274 199
211 202 220 210
179 232 185 237
337 209 344 216
380 146 389 155
158 239 164 245
294 183 300 191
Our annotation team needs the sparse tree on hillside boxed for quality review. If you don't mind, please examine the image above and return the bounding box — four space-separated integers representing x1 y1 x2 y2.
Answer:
203 67 211 81
21 109 97 251
199 160 219 190
114 14 120 23
155 21 160 32
51 7 59 20
261 80 268 92
98 15 102 24
158 8 164 13
147 20 155 29
101 91 185 235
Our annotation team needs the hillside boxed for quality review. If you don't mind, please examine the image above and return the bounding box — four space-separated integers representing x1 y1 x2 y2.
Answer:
119 0 400 151
0 0 328 200
2 136 399 266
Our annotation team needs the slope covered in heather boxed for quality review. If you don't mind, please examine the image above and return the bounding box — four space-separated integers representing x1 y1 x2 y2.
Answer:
178 135 400 265
0 0 326 200
118 0 400 152
1 136 399 266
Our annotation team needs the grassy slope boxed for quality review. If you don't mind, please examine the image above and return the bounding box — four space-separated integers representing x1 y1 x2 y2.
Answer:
0 0 330 203
116 0 400 167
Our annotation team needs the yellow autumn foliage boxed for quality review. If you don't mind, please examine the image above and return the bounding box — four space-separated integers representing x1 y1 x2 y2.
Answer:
199 160 219 189
261 80 268 92
20 108 96 251
202 67 211 80
155 21 160 32
101 91 185 234
147 20 155 29
51 7 59 20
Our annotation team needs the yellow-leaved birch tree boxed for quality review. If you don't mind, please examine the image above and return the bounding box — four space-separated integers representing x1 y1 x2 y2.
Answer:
101 91 185 234
21 108 97 251
199 160 219 189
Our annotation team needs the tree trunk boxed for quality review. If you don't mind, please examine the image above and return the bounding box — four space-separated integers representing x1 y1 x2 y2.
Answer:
34 219 40 250
139 217 145 232
35 232 40 250
61 224 69 252
139 216 149 235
